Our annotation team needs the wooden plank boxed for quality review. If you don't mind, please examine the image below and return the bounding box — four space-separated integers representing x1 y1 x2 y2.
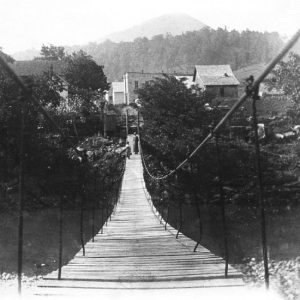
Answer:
38 278 244 290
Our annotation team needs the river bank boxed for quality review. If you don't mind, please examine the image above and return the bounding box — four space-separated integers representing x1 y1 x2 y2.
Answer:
157 202 300 299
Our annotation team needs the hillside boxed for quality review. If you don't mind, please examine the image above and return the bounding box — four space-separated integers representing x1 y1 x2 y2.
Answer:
102 13 207 42
75 28 284 81
11 14 285 83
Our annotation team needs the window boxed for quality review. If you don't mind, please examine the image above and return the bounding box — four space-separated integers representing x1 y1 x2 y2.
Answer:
134 81 139 90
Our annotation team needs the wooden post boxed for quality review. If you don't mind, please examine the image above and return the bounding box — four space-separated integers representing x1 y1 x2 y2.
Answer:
137 108 140 135
165 205 169 230
101 205 104 234
58 145 64 279
215 135 229 277
125 108 129 138
1 126 8 202
17 101 25 294
176 202 183 239
80 193 85 256
193 200 203 252
252 96 269 289
103 103 107 138
58 191 63 279
101 178 104 233
191 161 203 252
92 170 97 243
106 205 108 226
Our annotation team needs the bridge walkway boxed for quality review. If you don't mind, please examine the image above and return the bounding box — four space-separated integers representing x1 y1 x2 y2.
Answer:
36 153 244 296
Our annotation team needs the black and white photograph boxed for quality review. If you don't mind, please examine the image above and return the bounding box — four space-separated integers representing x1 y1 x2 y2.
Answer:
0 0 299 299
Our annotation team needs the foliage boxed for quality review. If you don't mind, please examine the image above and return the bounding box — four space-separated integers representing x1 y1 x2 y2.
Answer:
0 47 115 211
139 75 300 210
35 44 66 61
70 28 283 80
138 75 216 164
60 50 110 120
27 74 65 109
240 257 300 300
265 52 300 121
64 50 109 93
34 46 110 117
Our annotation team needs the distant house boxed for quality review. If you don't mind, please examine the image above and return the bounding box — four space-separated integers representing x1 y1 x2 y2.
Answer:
123 71 165 104
233 64 289 117
122 66 239 105
111 82 125 105
193 65 239 98
233 63 283 97
9 60 68 99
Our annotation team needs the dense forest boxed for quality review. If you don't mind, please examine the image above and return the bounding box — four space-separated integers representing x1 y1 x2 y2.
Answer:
65 27 284 81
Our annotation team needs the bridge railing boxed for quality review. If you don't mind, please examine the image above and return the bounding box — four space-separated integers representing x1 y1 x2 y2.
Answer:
0 57 126 293
138 29 300 289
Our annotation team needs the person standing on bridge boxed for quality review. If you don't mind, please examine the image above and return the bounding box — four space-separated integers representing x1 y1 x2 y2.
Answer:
125 141 132 159
133 132 139 154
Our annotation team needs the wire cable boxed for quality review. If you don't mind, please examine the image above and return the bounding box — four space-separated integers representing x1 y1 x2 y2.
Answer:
138 29 300 181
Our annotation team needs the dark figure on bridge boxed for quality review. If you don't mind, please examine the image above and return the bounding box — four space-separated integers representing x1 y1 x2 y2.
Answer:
133 133 139 154
126 141 132 159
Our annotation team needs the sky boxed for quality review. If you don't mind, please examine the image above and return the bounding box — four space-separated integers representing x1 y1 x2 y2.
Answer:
0 0 299 54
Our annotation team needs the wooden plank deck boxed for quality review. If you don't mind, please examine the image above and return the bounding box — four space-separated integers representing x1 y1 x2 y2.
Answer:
36 153 244 295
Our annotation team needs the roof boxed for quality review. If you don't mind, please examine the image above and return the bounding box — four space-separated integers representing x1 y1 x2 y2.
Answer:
194 65 239 86
125 71 193 76
233 63 266 83
175 75 194 88
9 60 65 77
112 81 125 93
233 63 282 94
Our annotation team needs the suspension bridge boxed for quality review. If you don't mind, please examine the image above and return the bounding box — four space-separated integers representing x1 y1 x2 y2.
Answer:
0 29 299 299
35 150 243 296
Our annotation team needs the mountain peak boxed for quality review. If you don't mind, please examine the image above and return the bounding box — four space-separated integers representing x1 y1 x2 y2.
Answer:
102 13 207 42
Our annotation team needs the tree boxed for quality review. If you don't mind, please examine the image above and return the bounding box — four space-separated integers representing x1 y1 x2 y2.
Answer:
65 50 109 93
28 73 65 109
138 75 213 165
265 52 300 121
36 44 66 61
63 50 110 120
69 28 283 80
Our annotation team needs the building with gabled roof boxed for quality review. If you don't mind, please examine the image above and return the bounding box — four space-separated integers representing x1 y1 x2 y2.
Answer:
193 65 239 98
233 63 283 97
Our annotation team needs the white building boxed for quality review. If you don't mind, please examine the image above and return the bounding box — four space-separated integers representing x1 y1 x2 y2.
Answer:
111 81 125 105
